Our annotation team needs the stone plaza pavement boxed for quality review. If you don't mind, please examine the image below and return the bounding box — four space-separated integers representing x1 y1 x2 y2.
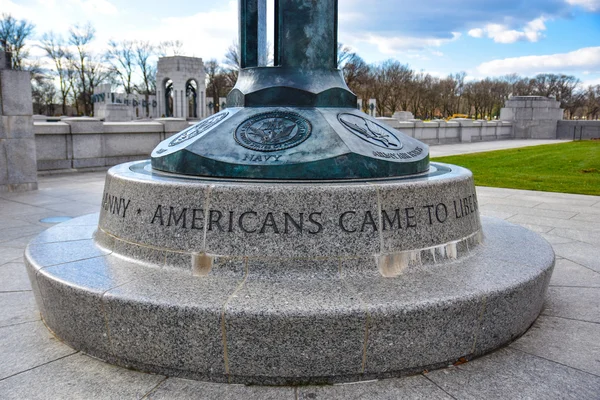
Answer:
0 145 599 399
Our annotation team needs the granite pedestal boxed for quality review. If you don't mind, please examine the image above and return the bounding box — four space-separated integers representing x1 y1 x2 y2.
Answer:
24 0 554 386
24 161 555 385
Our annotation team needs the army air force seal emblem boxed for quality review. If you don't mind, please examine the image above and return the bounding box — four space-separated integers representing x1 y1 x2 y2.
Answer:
338 113 403 150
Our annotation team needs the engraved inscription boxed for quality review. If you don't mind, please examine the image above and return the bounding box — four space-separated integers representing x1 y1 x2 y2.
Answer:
242 154 283 163
103 191 479 236
373 147 424 160
338 113 403 149
235 112 312 152
102 194 131 218
169 111 229 147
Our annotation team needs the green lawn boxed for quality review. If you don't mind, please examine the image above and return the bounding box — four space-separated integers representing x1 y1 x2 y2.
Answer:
432 141 600 196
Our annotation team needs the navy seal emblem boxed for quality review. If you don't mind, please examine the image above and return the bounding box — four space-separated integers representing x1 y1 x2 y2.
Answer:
235 112 312 152
169 111 229 147
338 113 403 149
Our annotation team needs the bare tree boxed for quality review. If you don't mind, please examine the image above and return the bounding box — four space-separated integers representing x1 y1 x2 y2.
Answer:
32 77 57 115
69 23 96 115
585 85 600 120
223 42 240 88
106 40 135 94
40 32 75 115
337 43 357 68
205 59 230 113
133 40 156 117
86 54 111 107
342 54 370 96
0 13 34 70
158 40 184 57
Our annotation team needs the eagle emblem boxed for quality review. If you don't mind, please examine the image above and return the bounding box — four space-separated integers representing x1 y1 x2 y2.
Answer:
235 112 312 152
248 118 298 144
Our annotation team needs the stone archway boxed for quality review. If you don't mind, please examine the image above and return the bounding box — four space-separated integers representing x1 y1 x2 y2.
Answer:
186 79 198 119
164 78 174 117
156 56 207 120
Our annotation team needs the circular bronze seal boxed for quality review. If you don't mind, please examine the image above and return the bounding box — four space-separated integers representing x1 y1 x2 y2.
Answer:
338 113 403 150
169 111 229 147
235 112 312 152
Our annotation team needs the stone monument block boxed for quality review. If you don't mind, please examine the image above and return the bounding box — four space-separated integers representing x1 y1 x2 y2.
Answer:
3 116 33 139
392 111 414 121
0 51 37 192
1 70 33 116
5 139 37 185
103 104 133 122
500 96 562 139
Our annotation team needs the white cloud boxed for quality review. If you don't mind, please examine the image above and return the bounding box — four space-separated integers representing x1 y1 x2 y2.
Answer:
0 0 30 18
566 0 600 11
468 17 548 44
468 28 484 38
359 32 461 54
77 0 118 16
121 1 239 61
582 76 600 86
476 47 600 76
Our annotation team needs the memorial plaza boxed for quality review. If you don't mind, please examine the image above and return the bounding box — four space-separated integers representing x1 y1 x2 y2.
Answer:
0 139 598 399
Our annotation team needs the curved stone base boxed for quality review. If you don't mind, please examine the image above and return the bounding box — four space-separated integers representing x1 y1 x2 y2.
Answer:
25 215 554 385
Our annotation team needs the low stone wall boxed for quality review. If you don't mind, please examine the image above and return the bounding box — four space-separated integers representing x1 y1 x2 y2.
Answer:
379 118 513 144
34 117 190 172
33 116 516 173
557 121 600 140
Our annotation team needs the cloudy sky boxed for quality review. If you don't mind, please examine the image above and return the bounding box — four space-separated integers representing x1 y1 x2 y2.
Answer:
2 0 600 85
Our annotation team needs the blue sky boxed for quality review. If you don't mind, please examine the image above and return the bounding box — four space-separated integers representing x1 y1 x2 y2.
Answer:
3 0 600 86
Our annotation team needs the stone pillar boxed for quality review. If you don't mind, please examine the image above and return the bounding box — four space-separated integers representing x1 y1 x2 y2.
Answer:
500 96 564 139
0 51 38 192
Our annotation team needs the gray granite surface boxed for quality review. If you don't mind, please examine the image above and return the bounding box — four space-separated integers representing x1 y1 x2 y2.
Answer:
23 211 553 384
98 162 482 264
0 166 599 398
427 348 600 400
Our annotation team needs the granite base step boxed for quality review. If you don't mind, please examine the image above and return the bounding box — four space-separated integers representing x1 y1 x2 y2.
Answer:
25 215 554 385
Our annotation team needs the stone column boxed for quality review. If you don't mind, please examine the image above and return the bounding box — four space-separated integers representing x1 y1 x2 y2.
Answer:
0 51 38 192
500 96 564 139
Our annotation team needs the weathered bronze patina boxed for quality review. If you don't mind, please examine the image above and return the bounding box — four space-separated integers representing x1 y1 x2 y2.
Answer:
151 0 429 180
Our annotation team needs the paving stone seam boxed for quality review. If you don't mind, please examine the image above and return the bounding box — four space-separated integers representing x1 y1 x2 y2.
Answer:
339 259 371 374
0 319 41 330
139 376 169 399
421 373 460 400
0 289 32 294
202 185 213 253
369 182 385 254
32 251 110 271
559 257 600 275
549 285 600 289
509 347 600 379
100 273 156 358
0 352 78 383
0 255 24 264
27 237 99 246
221 258 249 382
470 295 488 355
0 260 25 268
538 313 600 326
